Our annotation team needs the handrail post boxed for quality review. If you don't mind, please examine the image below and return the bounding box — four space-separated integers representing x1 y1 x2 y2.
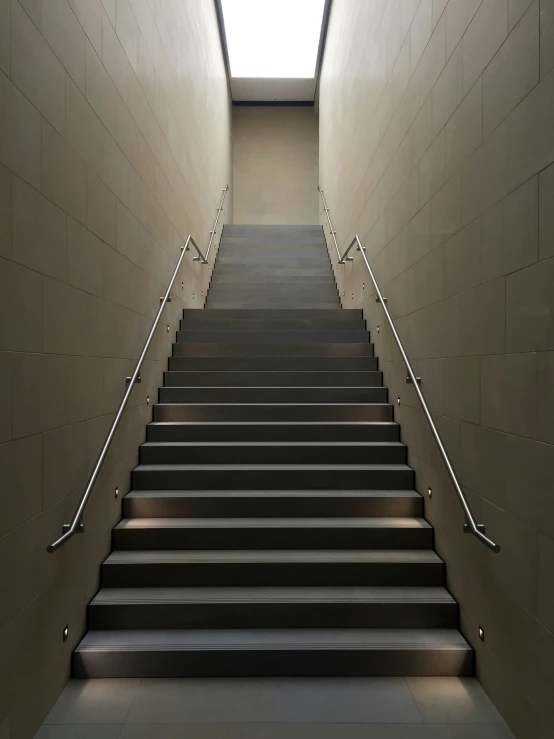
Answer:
317 187 500 553
47 183 229 553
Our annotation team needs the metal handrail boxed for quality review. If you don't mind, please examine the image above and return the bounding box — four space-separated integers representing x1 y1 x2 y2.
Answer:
203 186 229 263
47 187 229 553
318 187 342 262
318 189 500 553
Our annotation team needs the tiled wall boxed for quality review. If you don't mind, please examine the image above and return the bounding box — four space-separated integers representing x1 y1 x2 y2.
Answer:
0 0 231 735
232 105 319 224
319 1 553 736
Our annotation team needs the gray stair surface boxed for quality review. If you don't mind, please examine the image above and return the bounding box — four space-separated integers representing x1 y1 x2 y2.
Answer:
74 223 471 678
74 629 472 678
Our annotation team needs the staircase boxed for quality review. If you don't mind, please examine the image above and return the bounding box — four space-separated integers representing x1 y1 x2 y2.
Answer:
74 225 472 678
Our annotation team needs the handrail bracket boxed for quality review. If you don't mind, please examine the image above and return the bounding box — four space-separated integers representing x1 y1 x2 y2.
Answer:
62 521 84 536
464 522 486 535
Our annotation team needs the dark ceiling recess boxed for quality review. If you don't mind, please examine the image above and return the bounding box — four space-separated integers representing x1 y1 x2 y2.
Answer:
214 0 332 104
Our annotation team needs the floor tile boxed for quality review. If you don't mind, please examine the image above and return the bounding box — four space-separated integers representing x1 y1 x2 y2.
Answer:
125 680 273 724
34 727 123 739
406 678 504 723
273 725 429 738
425 725 515 738
119 727 434 739
271 678 421 723
44 680 141 724
120 726 273 739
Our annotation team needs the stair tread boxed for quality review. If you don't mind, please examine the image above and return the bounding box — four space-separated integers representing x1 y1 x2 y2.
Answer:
133 464 412 472
154 403 391 407
141 441 405 448
76 628 470 651
148 421 398 426
191 309 361 315
158 385 385 394
105 549 443 564
125 489 421 499
91 586 456 605
115 517 431 530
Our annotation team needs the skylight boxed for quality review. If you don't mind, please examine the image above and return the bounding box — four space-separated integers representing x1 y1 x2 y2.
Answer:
221 0 326 79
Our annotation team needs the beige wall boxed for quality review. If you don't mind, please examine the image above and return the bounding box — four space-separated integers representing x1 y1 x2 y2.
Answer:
0 0 231 735
232 105 319 224
319 1 553 737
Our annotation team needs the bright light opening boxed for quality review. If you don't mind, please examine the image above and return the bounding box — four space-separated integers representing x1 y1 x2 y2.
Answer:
221 0 326 78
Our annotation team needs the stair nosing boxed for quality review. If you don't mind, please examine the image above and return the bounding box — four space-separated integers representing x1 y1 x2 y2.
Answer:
91 586 456 606
115 516 431 530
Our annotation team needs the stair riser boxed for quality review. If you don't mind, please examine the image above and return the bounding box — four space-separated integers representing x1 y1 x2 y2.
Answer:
210 276 334 282
215 253 332 260
139 445 406 466
216 249 330 256
216 243 330 249
158 388 388 404
113 527 432 551
163 371 383 387
74 648 472 678
102 561 445 588
206 299 341 306
210 276 335 284
214 245 329 251
175 331 368 344
185 309 362 320
123 495 422 519
206 303 342 309
172 344 374 357
88 602 457 631
207 288 339 297
153 405 394 422
179 320 366 331
131 468 414 491
168 357 379 371
146 423 400 443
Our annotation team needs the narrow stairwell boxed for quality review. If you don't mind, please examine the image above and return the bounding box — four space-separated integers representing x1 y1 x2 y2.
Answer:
74 225 472 678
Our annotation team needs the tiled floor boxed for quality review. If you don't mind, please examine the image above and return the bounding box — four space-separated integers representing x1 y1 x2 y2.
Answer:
34 677 515 738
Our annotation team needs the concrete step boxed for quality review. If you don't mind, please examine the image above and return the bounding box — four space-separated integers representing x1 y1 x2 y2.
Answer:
188 309 361 319
209 274 336 284
163 371 382 387
207 291 339 302
88 586 457 630
158 387 388 404
101 549 446 587
215 257 334 266
175 330 369 344
73 628 472 677
131 463 414 491
197 308 361 316
113 517 432 551
209 282 336 292
153 403 393 422
167 356 380 371
206 302 342 309
172 343 374 357
139 441 406 466
179 318 366 331
146 421 400 443
123 489 423 519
